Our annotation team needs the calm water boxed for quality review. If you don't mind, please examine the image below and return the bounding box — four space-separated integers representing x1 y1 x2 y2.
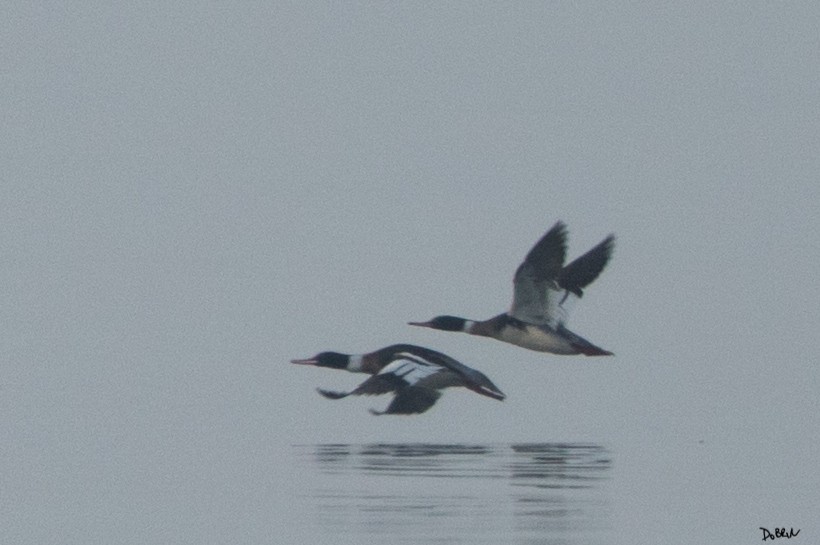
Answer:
291 443 612 544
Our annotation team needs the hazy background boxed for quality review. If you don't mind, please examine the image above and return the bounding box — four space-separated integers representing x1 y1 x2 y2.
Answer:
2 2 818 544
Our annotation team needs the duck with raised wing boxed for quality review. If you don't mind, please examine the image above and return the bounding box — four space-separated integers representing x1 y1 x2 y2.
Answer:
409 221 614 355
291 344 505 415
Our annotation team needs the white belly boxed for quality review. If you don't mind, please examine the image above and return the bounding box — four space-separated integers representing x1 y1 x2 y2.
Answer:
497 324 576 354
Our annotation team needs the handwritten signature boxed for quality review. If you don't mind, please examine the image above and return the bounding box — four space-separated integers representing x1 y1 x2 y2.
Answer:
760 527 800 541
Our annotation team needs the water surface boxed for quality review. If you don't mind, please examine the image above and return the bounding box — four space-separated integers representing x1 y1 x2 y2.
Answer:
292 443 612 544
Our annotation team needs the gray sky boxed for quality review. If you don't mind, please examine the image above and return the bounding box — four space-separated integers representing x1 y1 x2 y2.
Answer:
3 2 819 543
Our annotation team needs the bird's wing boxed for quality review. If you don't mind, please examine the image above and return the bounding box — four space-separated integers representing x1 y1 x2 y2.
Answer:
318 358 440 400
388 346 505 401
558 234 615 298
509 222 567 325
370 386 442 415
316 388 351 399
543 233 616 325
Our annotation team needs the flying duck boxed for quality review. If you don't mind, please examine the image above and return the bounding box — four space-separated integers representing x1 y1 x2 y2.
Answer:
409 221 614 355
291 344 505 415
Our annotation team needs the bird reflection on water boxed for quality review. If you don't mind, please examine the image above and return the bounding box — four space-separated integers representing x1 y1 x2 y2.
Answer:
294 443 612 544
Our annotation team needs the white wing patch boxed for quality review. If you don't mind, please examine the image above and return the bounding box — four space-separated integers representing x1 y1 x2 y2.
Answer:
553 289 579 325
378 357 440 386
543 286 569 327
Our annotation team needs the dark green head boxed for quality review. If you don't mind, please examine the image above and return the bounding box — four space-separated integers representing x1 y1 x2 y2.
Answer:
290 351 350 370
408 315 467 332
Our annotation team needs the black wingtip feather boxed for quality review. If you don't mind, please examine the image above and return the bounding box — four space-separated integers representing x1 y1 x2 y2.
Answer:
316 388 350 400
558 233 615 297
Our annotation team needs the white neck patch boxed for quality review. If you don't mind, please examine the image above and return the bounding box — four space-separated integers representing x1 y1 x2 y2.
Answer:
463 320 476 332
347 354 364 373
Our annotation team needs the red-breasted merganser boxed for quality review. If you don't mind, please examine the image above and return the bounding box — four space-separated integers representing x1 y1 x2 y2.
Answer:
409 222 614 355
291 344 505 415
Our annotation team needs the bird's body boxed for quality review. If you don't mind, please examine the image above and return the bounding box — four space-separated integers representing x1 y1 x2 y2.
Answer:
468 315 581 354
291 344 504 415
409 222 614 355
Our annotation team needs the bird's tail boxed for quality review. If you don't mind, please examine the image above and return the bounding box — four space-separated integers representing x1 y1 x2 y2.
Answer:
558 325 614 356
